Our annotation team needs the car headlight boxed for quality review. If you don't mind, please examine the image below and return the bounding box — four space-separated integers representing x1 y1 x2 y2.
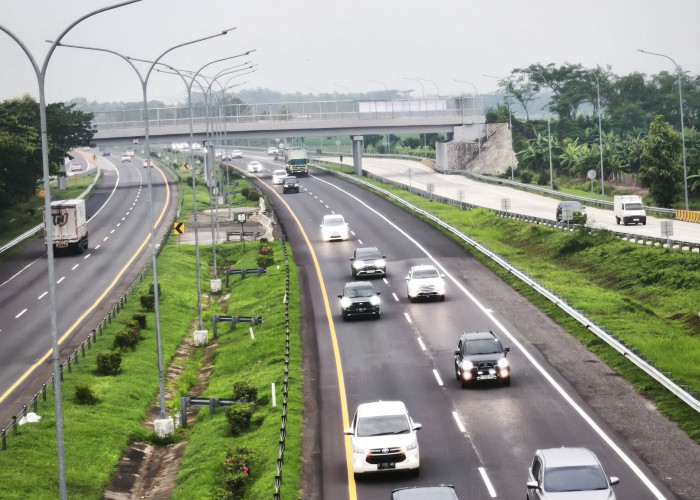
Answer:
462 360 474 371
375 259 385 267
369 296 380 306
405 439 418 451
497 358 509 368
340 297 352 308
352 261 363 270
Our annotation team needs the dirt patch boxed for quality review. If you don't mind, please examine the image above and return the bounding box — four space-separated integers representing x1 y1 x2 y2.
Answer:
102 336 218 500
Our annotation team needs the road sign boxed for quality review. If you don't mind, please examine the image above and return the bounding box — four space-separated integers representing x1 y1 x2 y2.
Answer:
182 162 190 170
237 213 247 223
173 222 185 235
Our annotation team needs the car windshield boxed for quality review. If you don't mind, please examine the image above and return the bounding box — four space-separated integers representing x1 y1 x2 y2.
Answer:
357 414 410 437
324 218 345 227
544 465 608 491
356 248 381 260
346 286 374 298
625 202 644 210
412 268 439 279
463 339 502 355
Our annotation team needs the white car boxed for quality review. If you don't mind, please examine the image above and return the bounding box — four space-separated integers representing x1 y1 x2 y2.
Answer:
272 169 287 184
121 154 131 163
405 264 445 302
142 159 154 168
247 160 263 173
267 146 279 156
320 214 349 241
231 149 243 158
344 401 421 477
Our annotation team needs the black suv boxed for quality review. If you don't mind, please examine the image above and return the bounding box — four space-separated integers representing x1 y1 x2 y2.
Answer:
282 176 299 193
454 331 511 387
350 246 386 278
338 281 380 321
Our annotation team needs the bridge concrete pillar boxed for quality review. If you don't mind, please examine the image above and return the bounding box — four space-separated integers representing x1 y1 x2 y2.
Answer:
351 135 363 174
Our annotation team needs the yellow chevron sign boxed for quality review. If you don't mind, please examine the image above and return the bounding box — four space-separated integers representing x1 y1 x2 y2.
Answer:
173 222 185 235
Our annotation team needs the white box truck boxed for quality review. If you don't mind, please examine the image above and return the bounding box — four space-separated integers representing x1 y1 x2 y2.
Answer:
44 199 89 253
284 147 308 176
614 195 647 225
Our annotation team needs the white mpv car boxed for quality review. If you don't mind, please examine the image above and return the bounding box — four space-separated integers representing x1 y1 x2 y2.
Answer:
405 264 446 302
344 401 421 477
320 214 349 241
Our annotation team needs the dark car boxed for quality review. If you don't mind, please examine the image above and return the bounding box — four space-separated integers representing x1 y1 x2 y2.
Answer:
454 331 511 387
555 201 587 224
350 246 386 278
282 176 299 193
392 486 459 500
338 281 380 321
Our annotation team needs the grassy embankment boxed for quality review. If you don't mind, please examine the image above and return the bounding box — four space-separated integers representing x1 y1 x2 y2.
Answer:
0 174 303 499
317 162 700 442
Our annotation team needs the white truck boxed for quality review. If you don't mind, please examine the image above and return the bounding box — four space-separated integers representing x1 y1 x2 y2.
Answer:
614 195 647 226
44 199 89 254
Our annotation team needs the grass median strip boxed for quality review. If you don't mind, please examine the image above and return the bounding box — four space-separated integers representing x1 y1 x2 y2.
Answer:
0 238 303 499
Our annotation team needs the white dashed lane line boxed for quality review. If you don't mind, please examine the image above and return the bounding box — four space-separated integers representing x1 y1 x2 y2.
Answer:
71 264 79 271
432 369 443 387
452 411 465 432
57 277 65 284
392 292 399 302
404 312 412 324
478 467 497 498
15 309 27 319
38 291 47 300
416 337 427 351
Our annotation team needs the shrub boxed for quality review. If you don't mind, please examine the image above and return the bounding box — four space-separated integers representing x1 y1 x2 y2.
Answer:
113 327 141 351
219 447 254 499
240 187 252 198
225 403 255 436
519 169 534 184
259 244 273 256
149 283 161 296
232 381 258 403
256 254 274 269
74 384 99 405
125 319 140 332
140 294 155 311
245 191 260 202
132 313 147 329
96 350 122 376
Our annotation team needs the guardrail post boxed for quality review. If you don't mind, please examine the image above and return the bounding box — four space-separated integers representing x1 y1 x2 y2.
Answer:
42 383 47 402
12 417 17 436
181 396 188 428
1 429 6 450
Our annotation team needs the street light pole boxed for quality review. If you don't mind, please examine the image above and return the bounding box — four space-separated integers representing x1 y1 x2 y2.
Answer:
638 49 689 210
56 29 235 436
591 70 605 197
527 71 554 190
1 3 143 497
453 79 479 126
417 77 440 97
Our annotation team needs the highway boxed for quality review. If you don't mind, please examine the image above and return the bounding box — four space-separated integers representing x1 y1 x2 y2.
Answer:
234 153 684 500
322 155 700 246
0 154 175 425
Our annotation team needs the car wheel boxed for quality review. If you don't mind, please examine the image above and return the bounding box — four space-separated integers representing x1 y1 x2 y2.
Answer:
341 314 348 322
616 217 620 225
460 378 470 389
502 377 511 387
410 467 420 477
439 295 445 301
455 366 461 380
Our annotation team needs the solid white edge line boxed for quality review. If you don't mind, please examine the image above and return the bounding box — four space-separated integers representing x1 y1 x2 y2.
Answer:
432 369 443 386
452 411 465 433
312 172 667 499
478 467 497 498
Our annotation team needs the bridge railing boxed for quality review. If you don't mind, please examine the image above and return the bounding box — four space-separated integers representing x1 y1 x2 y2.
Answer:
92 97 483 131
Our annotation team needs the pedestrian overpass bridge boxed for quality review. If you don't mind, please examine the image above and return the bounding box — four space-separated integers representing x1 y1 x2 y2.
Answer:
91 97 485 145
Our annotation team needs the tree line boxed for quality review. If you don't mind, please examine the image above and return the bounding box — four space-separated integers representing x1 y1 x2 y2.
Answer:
488 63 699 207
0 96 94 209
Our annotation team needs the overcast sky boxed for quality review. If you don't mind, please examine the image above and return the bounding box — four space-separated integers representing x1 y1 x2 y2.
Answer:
1 0 698 105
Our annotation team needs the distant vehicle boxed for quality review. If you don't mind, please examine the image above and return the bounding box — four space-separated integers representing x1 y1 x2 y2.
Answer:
44 199 88 254
284 146 308 176
215 150 223 158
267 146 279 156
247 160 263 173
556 200 587 224
222 151 232 161
527 447 619 499
191 142 201 150
231 149 243 158
121 154 131 163
614 195 646 225
272 169 288 184
392 485 460 500
142 159 154 168
102 150 110 157
454 331 511 387
344 400 421 478
350 246 386 278
320 214 349 241
282 176 299 193
126 150 135 157
338 281 381 320
405 264 445 302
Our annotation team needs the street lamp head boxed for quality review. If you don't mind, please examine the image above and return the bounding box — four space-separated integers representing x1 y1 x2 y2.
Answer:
221 27 237 35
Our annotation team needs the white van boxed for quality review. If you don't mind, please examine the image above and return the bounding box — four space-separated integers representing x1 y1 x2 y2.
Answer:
614 195 646 225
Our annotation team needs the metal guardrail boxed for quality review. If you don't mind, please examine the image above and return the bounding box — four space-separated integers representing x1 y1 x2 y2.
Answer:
312 163 700 414
437 166 678 216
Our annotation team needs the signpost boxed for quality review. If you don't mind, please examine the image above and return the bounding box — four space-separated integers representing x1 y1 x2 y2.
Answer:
237 212 247 251
173 222 184 251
